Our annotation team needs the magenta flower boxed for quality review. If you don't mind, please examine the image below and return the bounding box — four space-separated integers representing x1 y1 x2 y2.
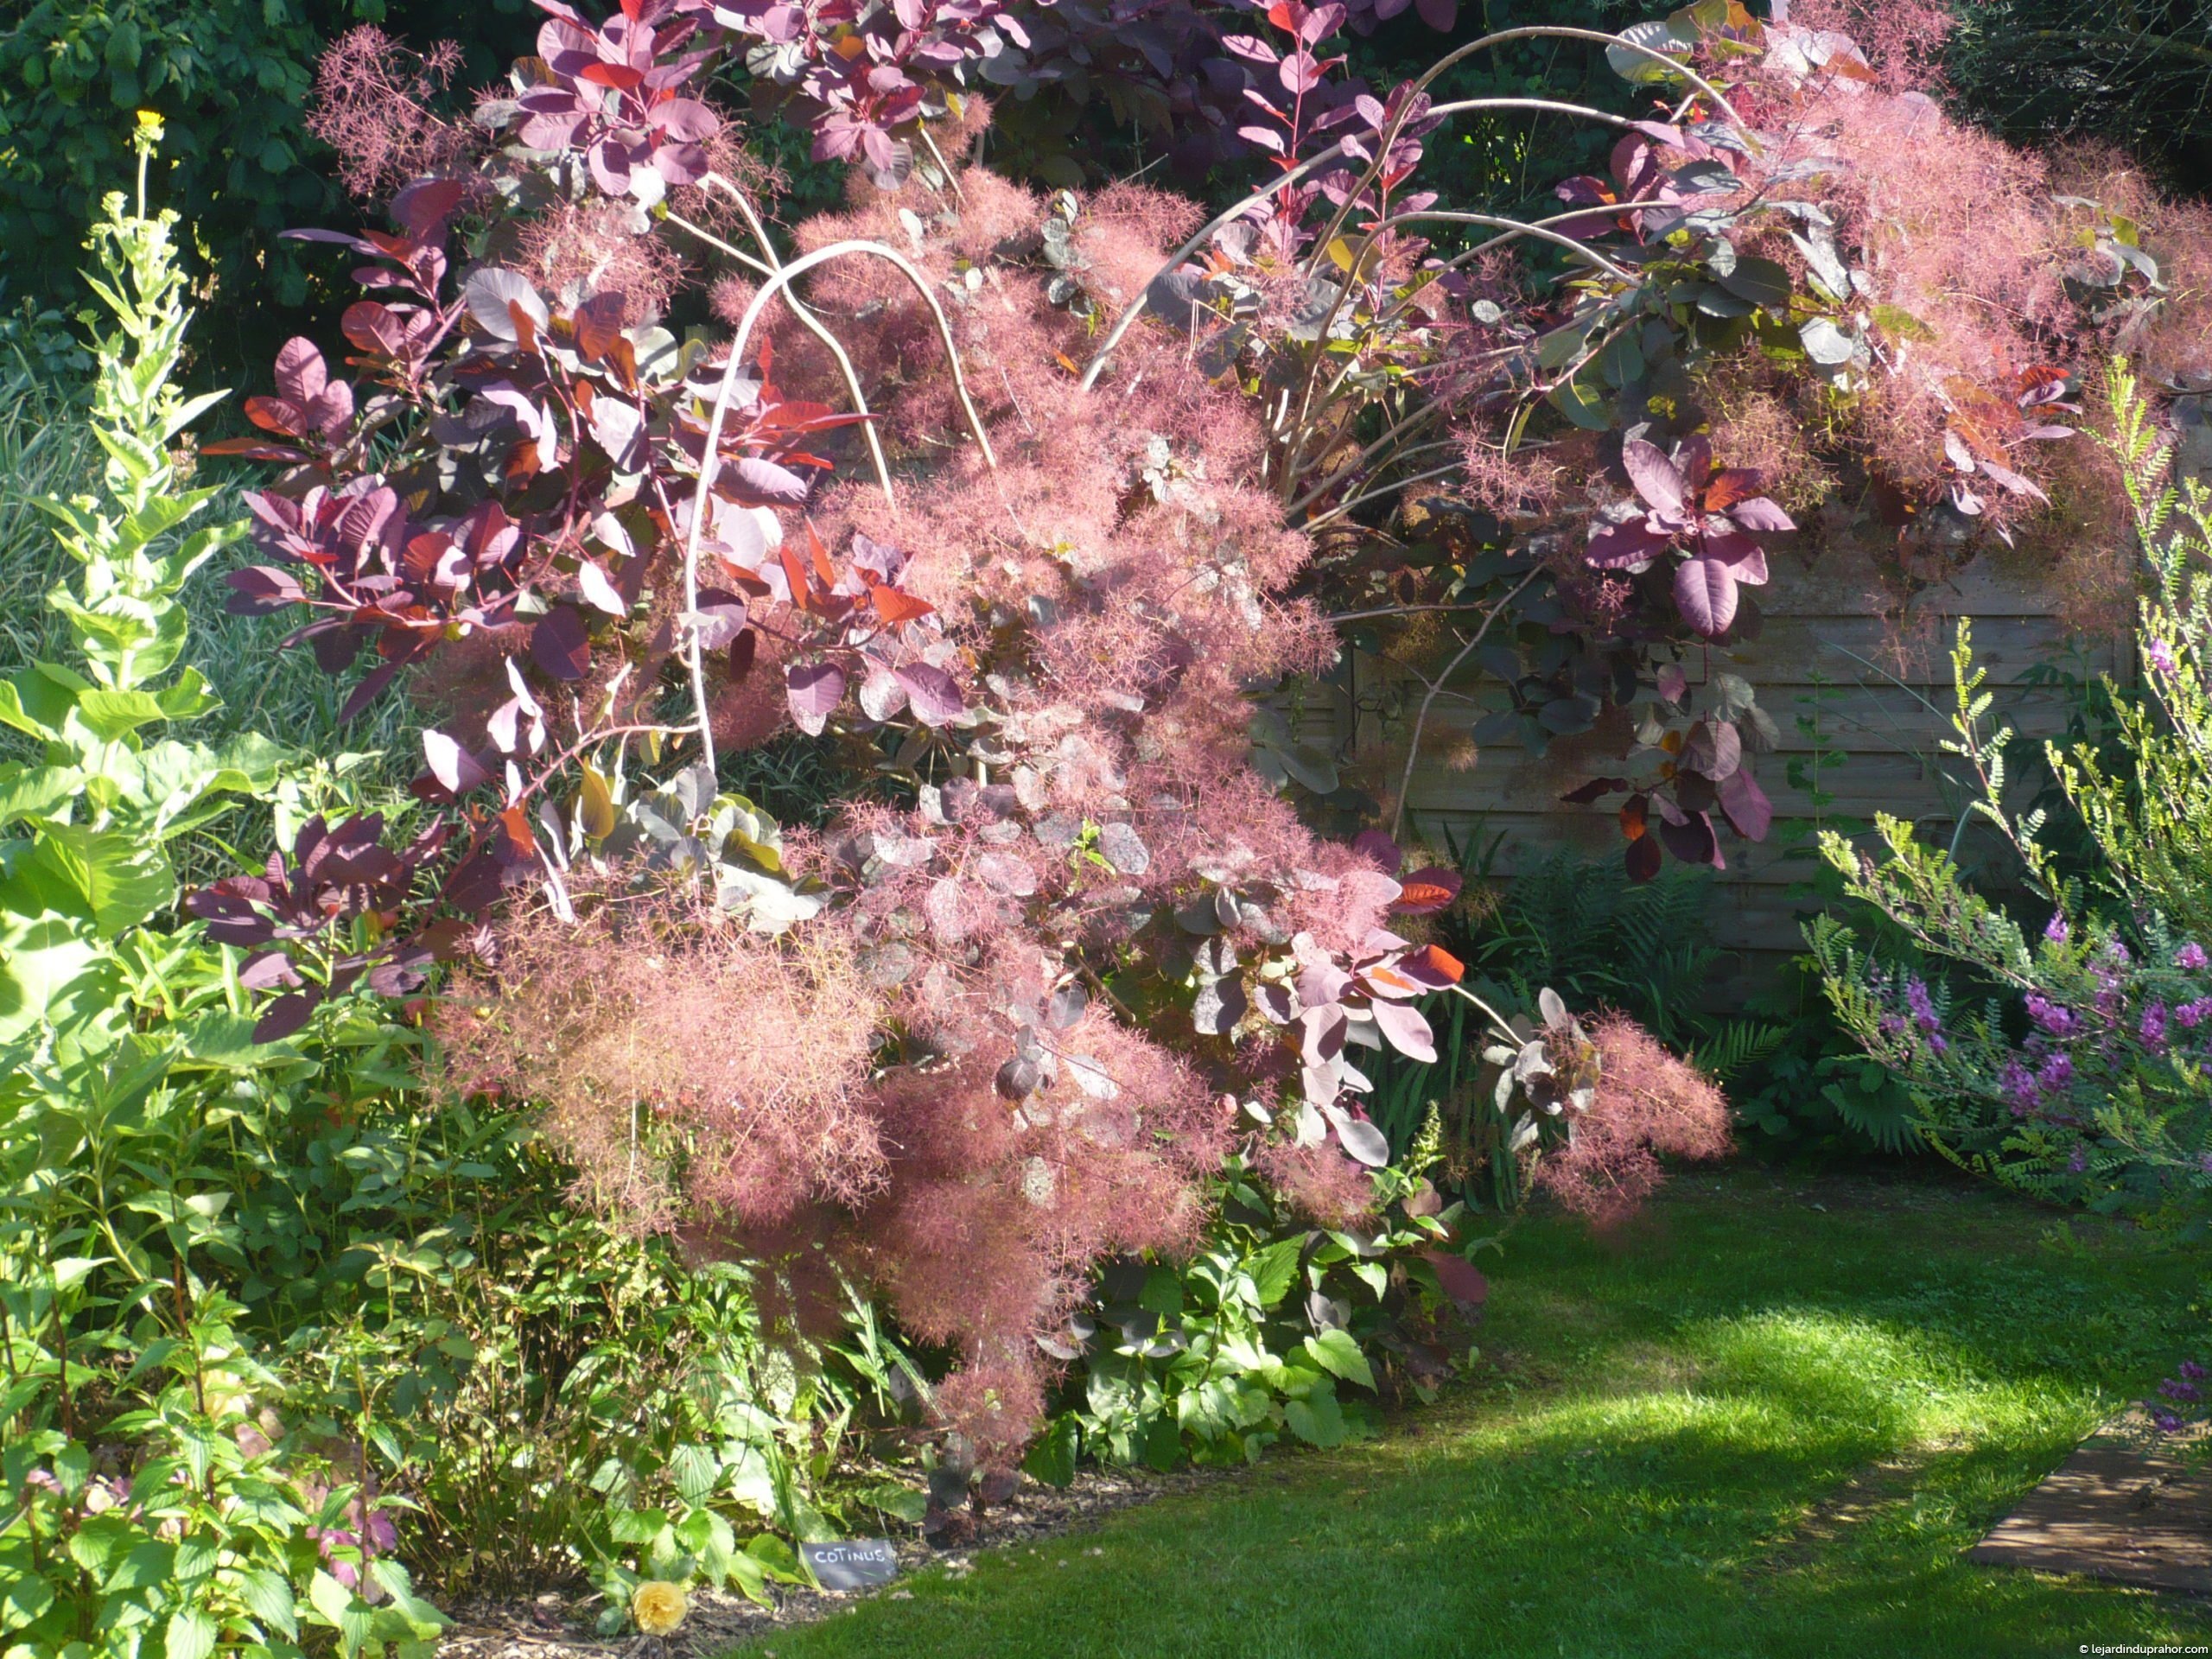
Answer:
2141 1000 2170 1047
2024 994 2082 1038
2177 942 2209 970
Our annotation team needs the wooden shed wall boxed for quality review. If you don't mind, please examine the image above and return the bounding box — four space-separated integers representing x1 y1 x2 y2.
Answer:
1313 539 2134 998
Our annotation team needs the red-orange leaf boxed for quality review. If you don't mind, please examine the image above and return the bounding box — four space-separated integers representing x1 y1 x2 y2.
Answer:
870 585 934 625
779 542 815 612
1402 944 1465 986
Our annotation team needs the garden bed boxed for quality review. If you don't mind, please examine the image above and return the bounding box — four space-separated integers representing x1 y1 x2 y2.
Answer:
441 1463 1223 1659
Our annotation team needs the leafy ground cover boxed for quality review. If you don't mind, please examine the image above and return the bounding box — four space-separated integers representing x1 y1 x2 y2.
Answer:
728 1165 2212 1659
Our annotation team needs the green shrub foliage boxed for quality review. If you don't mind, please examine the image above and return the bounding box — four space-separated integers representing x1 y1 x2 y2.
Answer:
1815 364 2212 1213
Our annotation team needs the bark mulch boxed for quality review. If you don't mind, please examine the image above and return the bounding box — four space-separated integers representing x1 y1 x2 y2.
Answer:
438 1462 1222 1659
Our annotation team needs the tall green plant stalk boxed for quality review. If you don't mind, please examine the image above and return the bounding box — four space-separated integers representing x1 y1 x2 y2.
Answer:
1812 361 2212 1210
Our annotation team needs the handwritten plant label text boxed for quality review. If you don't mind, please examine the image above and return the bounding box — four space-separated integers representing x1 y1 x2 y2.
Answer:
801 1539 900 1591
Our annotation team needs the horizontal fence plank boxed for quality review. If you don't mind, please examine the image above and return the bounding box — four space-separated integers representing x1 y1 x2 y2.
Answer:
1353 684 2088 760
1316 543 2138 1006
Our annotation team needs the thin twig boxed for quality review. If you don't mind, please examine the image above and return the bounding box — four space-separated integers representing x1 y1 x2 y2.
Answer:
1389 563 1544 842
683 239 999 769
690 175 900 504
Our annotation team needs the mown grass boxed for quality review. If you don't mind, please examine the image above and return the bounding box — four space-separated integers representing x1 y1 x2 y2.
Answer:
730 1165 2212 1659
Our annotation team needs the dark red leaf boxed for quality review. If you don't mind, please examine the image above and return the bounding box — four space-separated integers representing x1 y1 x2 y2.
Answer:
1425 1249 1487 1308
251 989 321 1044
531 607 591 681
1559 775 1628 804
1625 831 1663 881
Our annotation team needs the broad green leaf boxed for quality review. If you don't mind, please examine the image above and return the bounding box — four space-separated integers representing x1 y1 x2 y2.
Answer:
73 689 172 742
165 1607 218 1659
1283 1386 1347 1448
1304 1327 1377 1392
0 1566 56 1628
1020 1416 1078 1489
1244 1236 1304 1308
31 825 174 934
0 678 60 742
0 764 86 827
233 1567 300 1639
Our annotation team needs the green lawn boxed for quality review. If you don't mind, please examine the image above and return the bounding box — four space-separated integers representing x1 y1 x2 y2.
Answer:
733 1165 2212 1659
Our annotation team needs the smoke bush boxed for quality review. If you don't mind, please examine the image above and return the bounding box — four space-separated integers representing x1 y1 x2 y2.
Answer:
200 0 2212 1459
1533 1014 1732 1224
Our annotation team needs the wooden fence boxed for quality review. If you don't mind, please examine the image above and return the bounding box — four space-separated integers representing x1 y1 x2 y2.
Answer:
1314 538 2135 998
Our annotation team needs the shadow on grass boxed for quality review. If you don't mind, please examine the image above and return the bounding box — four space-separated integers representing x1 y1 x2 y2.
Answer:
730 1169 2211 1659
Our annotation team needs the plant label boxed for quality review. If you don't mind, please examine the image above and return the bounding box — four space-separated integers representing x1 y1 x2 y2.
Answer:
802 1539 900 1590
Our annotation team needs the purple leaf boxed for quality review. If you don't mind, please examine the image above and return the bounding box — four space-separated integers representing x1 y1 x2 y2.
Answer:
1621 437 1688 516
1658 808 1725 869
1371 998 1437 1062
576 560 627 617
786 662 847 735
1301 5 1345 43
728 455 810 505
225 566 308 614
1703 530 1770 582
1586 519 1669 571
1657 663 1688 703
251 989 321 1044
894 662 965 727
857 665 907 722
1673 556 1739 636
1096 821 1150 875
238 950 302 991
686 589 748 650
1977 458 2050 501
338 658 408 723
1324 1105 1392 1167
274 338 327 406
1717 766 1773 840
1683 719 1742 781
1350 829 1402 873
1425 1249 1487 1308
1560 775 1629 804
423 729 490 796
1300 1004 1349 1067
1279 50 1324 93
588 399 647 471
463 268 548 342
1413 0 1457 27
646 97 719 141
1729 496 1795 532
531 607 591 681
